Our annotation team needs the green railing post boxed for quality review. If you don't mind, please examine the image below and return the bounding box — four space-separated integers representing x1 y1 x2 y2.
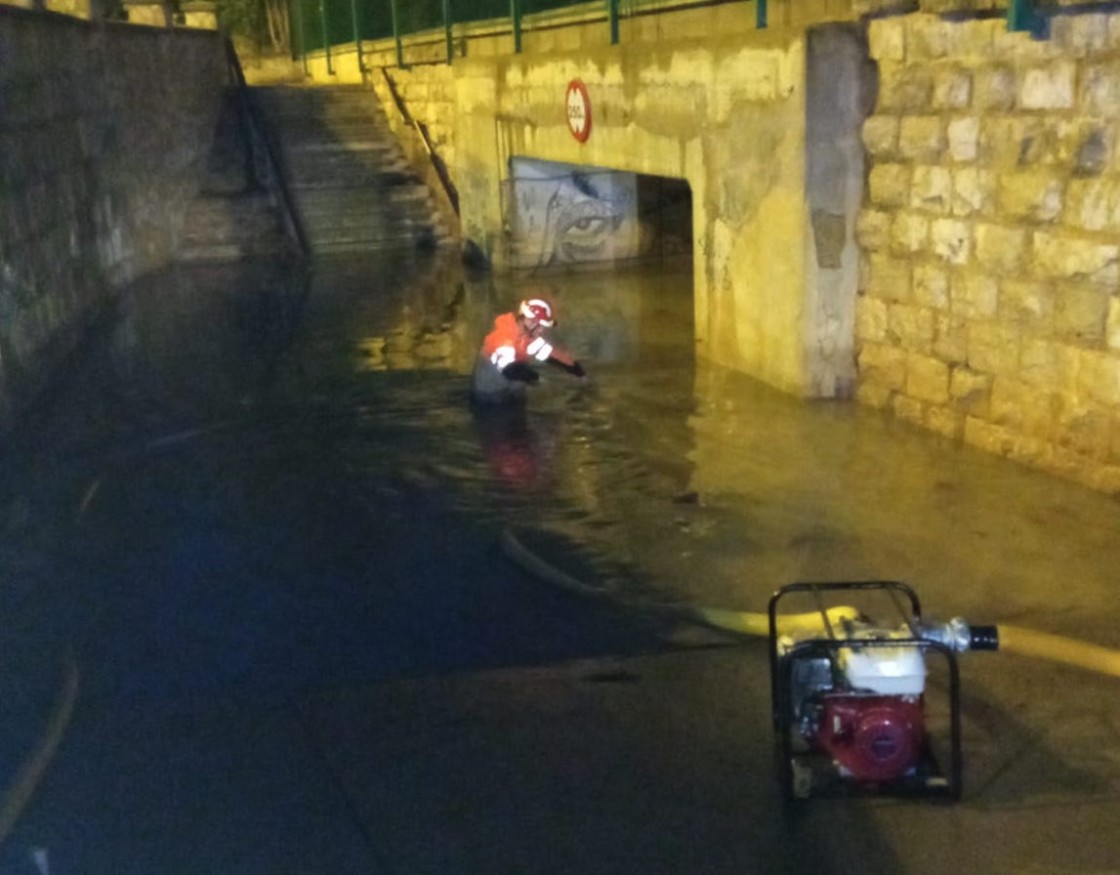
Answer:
756 0 767 29
510 0 522 54
318 0 333 74
293 0 309 74
390 0 404 68
608 0 619 45
350 0 363 73
1008 0 1035 32
443 0 453 63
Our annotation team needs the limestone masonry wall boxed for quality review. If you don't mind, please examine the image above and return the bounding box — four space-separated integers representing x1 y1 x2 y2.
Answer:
858 10 1120 493
0 7 224 428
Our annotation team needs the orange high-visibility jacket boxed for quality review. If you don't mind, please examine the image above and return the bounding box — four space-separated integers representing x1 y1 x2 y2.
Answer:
481 313 556 372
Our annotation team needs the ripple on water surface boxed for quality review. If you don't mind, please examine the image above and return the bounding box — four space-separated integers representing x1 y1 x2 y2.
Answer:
5 253 1120 649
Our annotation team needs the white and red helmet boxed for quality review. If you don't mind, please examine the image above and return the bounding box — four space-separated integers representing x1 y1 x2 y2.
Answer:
519 298 555 328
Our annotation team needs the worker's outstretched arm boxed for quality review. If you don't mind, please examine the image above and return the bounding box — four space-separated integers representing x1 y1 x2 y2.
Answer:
546 348 586 378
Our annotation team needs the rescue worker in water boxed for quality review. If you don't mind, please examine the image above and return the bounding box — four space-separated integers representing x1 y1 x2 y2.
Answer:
471 297 586 405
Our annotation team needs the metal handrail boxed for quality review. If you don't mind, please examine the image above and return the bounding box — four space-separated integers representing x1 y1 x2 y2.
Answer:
223 38 310 256
380 67 460 217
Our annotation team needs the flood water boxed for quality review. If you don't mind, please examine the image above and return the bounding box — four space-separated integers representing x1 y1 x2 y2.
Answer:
4 247 1120 873
6 247 1120 664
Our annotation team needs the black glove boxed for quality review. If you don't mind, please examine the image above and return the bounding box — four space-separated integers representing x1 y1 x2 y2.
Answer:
548 357 585 378
502 361 540 384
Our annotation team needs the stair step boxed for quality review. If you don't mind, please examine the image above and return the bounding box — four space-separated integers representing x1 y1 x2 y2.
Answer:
177 240 292 261
299 216 440 237
285 171 417 190
311 237 450 255
254 99 385 118
304 226 427 240
295 184 431 204
284 139 397 155
177 183 291 261
246 84 456 256
283 149 405 168
299 212 434 230
258 103 389 118
284 157 409 180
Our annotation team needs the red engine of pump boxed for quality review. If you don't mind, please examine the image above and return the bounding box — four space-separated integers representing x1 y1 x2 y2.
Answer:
812 695 925 782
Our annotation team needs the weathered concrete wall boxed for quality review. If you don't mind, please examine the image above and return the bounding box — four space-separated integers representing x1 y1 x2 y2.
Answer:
307 2 869 400
0 7 225 426
857 9 1120 493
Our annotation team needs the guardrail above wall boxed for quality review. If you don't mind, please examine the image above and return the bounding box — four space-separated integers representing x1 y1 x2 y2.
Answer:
291 0 1049 66
291 0 769 62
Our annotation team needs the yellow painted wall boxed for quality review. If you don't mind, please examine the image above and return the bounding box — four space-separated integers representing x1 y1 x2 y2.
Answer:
305 13 825 397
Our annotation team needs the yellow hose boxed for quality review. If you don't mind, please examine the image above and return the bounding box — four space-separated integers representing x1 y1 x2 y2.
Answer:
0 655 79 847
500 528 858 639
996 624 1120 679
691 604 861 638
502 529 1120 680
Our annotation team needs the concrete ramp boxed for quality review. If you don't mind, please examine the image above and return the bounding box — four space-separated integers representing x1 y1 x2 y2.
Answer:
254 84 453 255
176 90 293 262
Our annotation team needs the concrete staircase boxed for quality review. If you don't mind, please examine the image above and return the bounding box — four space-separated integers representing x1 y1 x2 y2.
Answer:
252 84 454 255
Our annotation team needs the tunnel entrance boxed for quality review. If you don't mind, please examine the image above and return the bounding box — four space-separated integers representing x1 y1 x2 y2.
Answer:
506 157 693 271
505 157 695 367
635 173 693 263
504 156 694 371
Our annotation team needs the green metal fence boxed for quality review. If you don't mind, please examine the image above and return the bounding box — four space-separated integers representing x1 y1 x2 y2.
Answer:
291 0 1040 61
290 0 707 58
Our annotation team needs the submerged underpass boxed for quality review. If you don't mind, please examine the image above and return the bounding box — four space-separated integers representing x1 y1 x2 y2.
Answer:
3 242 1120 872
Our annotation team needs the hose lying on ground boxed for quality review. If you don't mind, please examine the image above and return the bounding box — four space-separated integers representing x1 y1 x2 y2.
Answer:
0 655 79 847
499 527 860 640
501 528 1120 679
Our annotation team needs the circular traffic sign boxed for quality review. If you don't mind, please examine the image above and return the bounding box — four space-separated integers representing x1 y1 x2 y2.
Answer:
566 79 592 143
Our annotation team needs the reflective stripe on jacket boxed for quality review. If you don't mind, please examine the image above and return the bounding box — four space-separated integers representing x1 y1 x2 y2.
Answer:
481 313 553 371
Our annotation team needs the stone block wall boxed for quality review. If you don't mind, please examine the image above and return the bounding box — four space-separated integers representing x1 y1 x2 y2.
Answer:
857 9 1120 493
0 7 225 428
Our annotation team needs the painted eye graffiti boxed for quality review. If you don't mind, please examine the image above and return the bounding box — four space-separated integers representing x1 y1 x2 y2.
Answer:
550 198 624 262
528 168 634 267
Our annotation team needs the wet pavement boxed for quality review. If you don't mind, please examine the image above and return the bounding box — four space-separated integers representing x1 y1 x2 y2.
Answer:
1 248 1119 873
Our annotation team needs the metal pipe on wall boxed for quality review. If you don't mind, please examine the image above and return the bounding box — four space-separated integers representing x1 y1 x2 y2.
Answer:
390 0 403 67
317 0 333 73
349 0 363 73
443 0 453 63
292 0 309 74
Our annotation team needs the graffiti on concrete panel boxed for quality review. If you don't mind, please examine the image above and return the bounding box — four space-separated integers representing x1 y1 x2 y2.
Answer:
510 158 639 268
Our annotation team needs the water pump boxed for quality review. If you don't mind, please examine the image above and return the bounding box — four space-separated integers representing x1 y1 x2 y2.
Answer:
768 581 997 800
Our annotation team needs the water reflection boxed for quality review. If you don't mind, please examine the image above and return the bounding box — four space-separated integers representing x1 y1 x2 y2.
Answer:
11 247 1120 652
472 404 557 494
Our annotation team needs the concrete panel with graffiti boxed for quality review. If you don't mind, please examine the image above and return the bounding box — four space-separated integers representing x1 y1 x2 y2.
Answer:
508 158 640 269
